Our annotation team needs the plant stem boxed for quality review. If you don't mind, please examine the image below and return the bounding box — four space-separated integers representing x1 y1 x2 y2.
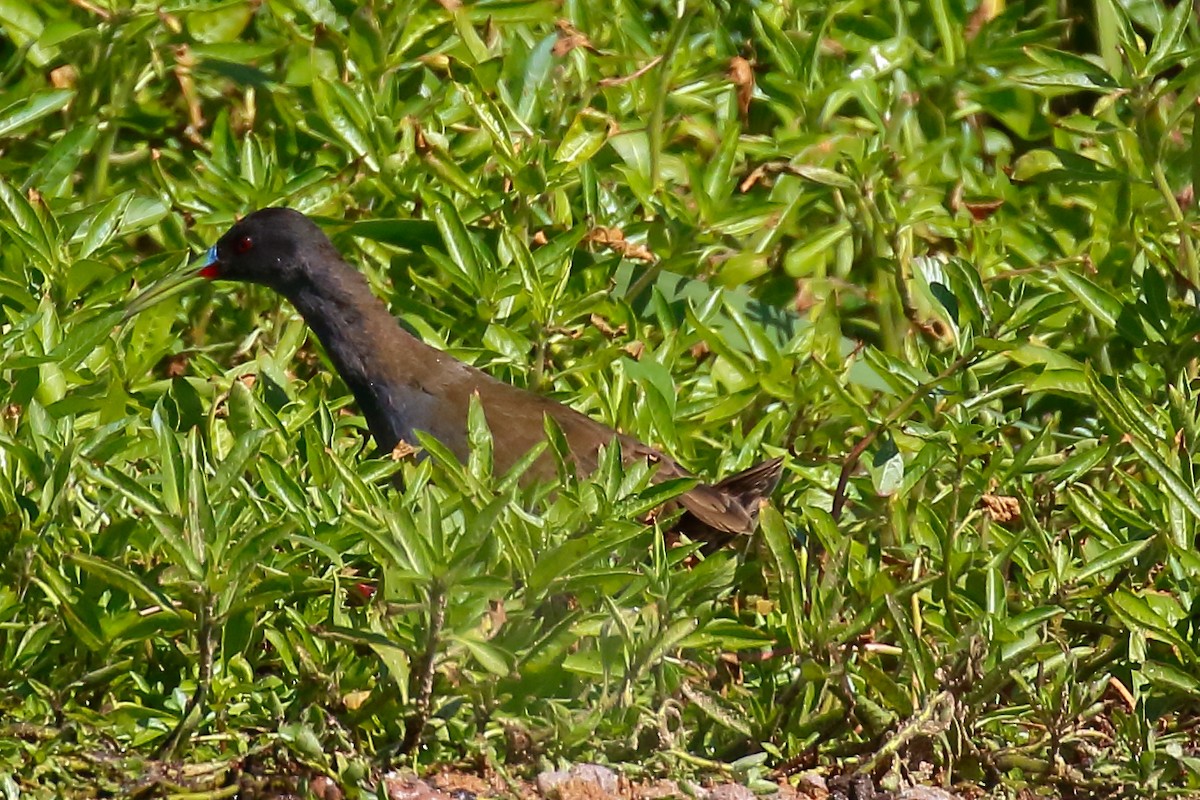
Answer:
832 351 981 520
159 591 214 759
401 579 447 754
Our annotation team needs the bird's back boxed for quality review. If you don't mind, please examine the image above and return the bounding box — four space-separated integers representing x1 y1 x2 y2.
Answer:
257 216 782 543
382 334 778 538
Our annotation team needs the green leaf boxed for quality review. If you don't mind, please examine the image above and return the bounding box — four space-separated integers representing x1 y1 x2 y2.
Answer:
553 109 610 169
681 618 773 651
0 176 56 268
1056 266 1122 329
210 430 270 501
1012 148 1123 182
870 437 904 497
1142 660 1200 698
1020 46 1118 90
76 192 133 258
187 0 256 44
425 189 482 288
1071 538 1152 583
348 218 444 251
791 164 854 190
0 0 42 48
1125 437 1200 526
681 683 752 737
1109 589 1199 667
151 400 184 516
0 88 73 139
257 454 309 516
69 553 179 616
613 477 696 521
311 75 377 170
760 505 802 651
453 634 511 676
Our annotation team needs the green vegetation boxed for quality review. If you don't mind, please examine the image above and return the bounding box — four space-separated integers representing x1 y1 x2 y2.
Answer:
2 0 1200 796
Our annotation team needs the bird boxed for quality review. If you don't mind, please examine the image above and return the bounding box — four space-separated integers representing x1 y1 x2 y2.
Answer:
131 208 784 545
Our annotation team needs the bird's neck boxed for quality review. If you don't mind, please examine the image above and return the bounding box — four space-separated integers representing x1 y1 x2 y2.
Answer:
285 261 420 452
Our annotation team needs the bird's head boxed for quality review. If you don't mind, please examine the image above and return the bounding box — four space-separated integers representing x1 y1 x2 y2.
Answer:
124 207 335 318
198 207 331 292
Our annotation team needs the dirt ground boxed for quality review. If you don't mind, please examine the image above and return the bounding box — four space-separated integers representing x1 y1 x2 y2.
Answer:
250 760 987 800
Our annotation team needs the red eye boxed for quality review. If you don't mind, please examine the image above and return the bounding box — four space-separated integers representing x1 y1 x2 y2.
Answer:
234 235 253 254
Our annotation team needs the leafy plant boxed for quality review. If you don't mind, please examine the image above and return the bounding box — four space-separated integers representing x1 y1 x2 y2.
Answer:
2 0 1200 797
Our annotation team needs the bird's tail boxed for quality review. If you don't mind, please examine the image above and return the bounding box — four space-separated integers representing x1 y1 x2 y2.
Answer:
674 456 786 550
710 455 785 526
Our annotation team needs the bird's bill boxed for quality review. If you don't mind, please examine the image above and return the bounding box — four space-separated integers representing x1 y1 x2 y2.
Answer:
122 246 219 320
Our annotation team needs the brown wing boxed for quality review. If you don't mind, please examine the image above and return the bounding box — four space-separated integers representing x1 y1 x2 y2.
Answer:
403 346 783 540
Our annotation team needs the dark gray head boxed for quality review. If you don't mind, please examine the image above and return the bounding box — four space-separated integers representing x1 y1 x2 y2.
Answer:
199 207 338 295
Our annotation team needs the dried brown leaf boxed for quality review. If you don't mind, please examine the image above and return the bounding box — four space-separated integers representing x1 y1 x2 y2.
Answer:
391 440 419 460
728 56 755 118
553 20 596 56
980 493 1020 523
